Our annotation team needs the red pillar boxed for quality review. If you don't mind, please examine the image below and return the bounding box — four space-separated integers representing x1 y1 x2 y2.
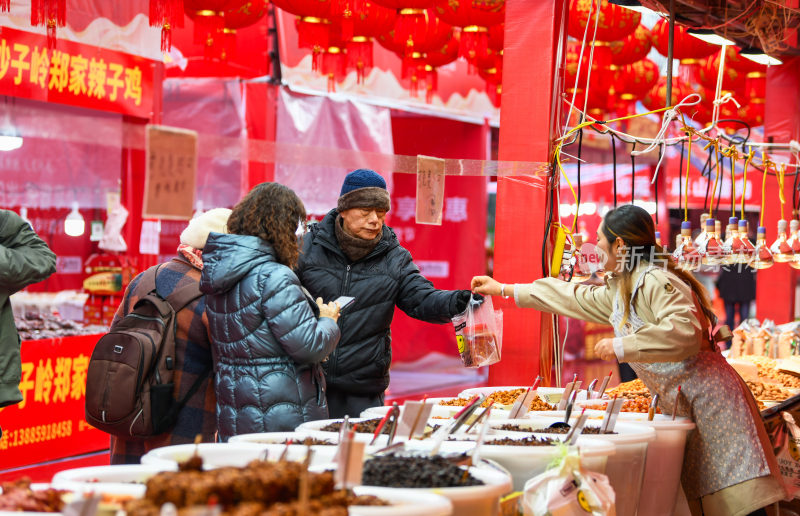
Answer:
244 82 279 189
755 56 800 323
490 0 566 386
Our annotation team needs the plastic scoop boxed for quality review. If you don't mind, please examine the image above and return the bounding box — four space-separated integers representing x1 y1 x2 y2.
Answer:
549 388 578 429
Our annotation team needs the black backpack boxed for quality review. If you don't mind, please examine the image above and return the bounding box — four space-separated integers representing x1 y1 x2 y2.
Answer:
85 265 209 439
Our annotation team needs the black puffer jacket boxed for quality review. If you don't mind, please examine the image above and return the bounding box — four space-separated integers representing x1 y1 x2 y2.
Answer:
296 210 461 395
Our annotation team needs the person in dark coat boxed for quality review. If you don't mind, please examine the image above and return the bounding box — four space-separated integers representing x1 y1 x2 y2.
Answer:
201 183 340 441
716 263 756 333
109 208 230 464
0 210 56 412
296 169 475 418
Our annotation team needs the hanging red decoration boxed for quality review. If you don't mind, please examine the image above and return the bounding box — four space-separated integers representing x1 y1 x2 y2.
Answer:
642 77 693 112
745 71 766 100
609 24 651 66
567 0 639 43
616 58 658 101
369 0 435 54
149 0 185 51
0 1 9 13
433 0 504 62
224 0 269 28
743 101 765 128
565 39 591 91
488 22 503 52
322 45 348 91
272 0 334 64
346 1 397 84
32 0 67 49
420 31 458 103
650 18 716 61
185 8 225 45
695 49 746 96
391 9 452 58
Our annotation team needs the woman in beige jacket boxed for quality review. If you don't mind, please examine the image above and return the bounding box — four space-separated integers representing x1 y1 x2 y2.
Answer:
472 204 785 516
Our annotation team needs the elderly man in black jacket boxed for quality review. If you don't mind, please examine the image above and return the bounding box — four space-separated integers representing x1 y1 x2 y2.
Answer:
296 169 473 418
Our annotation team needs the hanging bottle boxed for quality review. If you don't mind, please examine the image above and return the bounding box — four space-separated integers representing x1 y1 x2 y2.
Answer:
694 214 710 249
734 219 755 264
673 221 701 271
787 219 800 270
751 226 775 269
770 219 794 263
698 218 724 265
722 217 738 265
655 231 667 253
570 233 592 282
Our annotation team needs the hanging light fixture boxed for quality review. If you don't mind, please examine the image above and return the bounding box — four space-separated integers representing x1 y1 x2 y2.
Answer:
751 226 774 269
687 28 736 46
721 217 738 264
734 219 755 264
788 219 800 270
770 219 794 262
607 0 656 13
673 221 701 271
64 202 85 237
739 47 783 66
698 218 724 265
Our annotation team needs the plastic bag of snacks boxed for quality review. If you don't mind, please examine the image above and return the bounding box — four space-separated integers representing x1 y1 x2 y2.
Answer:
765 410 800 498
523 446 615 516
452 294 503 368
775 321 800 358
730 319 761 357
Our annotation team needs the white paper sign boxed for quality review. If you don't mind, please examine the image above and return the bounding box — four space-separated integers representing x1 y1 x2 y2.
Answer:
396 401 434 440
600 398 625 434
139 219 161 255
415 155 445 225
509 389 539 419
334 437 365 489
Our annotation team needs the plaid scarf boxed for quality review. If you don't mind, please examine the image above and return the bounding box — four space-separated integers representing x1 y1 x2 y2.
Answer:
178 244 204 270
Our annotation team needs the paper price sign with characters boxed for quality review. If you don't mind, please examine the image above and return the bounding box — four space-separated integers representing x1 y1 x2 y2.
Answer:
143 125 198 220
415 155 446 225
0 334 109 470
0 27 158 118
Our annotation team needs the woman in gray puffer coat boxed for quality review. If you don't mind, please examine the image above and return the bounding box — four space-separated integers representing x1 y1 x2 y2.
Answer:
200 183 341 441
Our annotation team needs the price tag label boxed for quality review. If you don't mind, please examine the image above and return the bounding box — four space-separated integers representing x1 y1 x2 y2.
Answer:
334 435 365 490
395 401 434 440
415 155 445 225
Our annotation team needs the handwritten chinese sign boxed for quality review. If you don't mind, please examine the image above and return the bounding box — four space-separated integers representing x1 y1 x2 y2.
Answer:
143 125 198 220
0 334 108 470
0 26 157 118
415 155 445 225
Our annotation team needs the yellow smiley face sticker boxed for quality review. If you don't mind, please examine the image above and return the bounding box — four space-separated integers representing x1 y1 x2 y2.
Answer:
577 490 592 512
457 335 466 354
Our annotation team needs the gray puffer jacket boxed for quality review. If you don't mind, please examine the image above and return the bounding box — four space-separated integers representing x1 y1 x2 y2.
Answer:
200 233 340 441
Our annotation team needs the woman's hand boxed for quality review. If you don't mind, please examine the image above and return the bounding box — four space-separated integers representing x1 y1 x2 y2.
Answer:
470 276 504 297
317 297 340 322
594 338 617 361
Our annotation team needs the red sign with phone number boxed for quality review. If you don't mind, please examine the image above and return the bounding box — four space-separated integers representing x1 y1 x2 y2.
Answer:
0 334 108 470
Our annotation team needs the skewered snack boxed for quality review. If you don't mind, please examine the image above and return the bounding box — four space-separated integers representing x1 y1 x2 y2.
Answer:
362 455 483 488
495 424 615 435
0 479 67 512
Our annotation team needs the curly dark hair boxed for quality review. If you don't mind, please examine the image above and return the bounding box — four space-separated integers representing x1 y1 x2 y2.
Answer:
227 183 306 268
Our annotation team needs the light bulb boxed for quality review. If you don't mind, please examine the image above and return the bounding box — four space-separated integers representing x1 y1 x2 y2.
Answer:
655 231 667 253
687 29 737 46
699 218 724 265
0 134 23 151
64 202 85 237
734 219 755 264
787 220 800 270
751 226 774 269
673 221 701 271
770 219 794 263
722 217 739 265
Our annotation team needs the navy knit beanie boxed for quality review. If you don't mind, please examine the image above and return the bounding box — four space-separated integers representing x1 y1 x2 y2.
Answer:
337 169 391 212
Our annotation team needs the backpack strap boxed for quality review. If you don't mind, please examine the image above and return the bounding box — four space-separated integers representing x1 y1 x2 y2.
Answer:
165 281 203 313
137 264 161 296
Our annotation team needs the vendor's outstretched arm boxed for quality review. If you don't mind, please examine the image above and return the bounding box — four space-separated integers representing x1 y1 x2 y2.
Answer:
513 277 613 325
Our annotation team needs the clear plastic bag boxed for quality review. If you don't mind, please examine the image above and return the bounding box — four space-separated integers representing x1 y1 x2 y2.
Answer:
452 295 503 368
523 447 616 516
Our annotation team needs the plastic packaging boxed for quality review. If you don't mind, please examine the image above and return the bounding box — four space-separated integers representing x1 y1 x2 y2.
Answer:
452 295 503 368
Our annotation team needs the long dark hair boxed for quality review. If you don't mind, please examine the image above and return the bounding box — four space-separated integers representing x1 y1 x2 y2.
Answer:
602 204 716 328
227 183 306 268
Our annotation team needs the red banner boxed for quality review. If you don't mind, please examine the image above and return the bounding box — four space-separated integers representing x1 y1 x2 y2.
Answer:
0 334 108 470
0 26 158 118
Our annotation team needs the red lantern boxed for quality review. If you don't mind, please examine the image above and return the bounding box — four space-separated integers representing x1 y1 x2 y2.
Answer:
433 0 504 62
346 1 397 83
609 24 651 66
743 101 765 127
376 29 404 54
185 1 226 45
745 71 766 100
224 0 268 28
651 18 716 61
726 47 767 75
149 0 185 51
565 39 591 91
567 0 640 43
423 33 459 103
322 45 348 91
391 9 452 57
0 1 8 12
272 0 333 60
369 0 437 53
695 48 746 96
642 77 692 112
616 58 658 101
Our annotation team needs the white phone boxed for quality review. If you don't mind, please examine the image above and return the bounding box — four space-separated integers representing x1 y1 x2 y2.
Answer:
334 296 355 310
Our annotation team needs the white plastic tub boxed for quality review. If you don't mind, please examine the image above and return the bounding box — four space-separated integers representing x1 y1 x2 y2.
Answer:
349 486 453 516
50 464 169 498
404 436 615 491
140 442 271 469
458 386 587 405
313 462 512 516
360 402 510 421
493 416 655 516
296 418 408 446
